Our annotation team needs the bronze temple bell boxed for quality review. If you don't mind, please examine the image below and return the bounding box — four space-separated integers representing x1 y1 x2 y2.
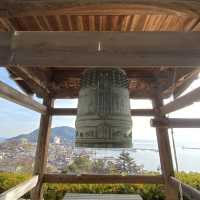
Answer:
75 68 132 148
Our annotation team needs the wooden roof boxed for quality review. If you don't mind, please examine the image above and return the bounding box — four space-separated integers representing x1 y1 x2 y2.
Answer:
1 1 200 99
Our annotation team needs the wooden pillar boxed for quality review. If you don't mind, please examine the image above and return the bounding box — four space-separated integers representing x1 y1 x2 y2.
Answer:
31 97 54 200
152 94 179 200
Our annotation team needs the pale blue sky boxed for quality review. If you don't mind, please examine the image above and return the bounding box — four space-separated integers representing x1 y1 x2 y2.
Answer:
0 67 200 146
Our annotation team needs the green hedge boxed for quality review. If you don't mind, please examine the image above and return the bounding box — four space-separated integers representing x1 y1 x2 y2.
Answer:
0 172 200 200
44 183 164 200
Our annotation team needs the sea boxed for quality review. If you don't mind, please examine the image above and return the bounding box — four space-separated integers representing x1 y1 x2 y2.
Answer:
75 140 200 172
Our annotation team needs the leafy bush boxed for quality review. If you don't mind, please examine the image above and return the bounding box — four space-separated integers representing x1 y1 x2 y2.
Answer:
44 183 164 200
0 172 30 193
0 172 200 200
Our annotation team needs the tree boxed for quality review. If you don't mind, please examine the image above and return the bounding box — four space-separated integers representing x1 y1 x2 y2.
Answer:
92 159 107 174
116 150 143 175
63 155 92 174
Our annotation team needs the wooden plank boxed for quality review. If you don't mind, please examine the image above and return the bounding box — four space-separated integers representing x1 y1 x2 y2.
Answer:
131 109 155 116
51 108 77 115
0 176 38 200
1 1 200 17
0 32 11 65
1 32 200 67
0 80 47 114
43 174 164 184
161 69 200 98
5 4 197 17
151 118 200 128
31 97 53 200
152 95 178 200
170 177 200 200
63 194 143 200
160 86 200 114
51 108 155 116
7 66 50 98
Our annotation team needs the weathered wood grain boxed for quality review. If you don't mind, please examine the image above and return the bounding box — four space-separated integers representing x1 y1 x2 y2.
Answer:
151 118 200 128
0 80 47 113
170 177 200 200
1 1 200 16
0 176 38 200
7 31 200 67
152 94 178 200
31 97 53 200
8 66 50 98
160 86 200 114
43 174 164 184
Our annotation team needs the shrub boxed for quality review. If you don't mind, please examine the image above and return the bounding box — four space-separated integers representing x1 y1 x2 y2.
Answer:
0 172 200 200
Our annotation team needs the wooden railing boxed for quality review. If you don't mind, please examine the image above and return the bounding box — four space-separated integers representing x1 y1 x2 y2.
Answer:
170 177 200 200
43 174 164 184
0 175 38 200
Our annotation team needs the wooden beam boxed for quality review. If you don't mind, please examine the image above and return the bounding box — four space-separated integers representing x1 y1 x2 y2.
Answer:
52 87 154 99
0 32 11 65
51 108 77 115
2 3 198 17
152 95 178 200
170 177 200 200
1 32 200 67
151 118 200 128
7 66 50 98
0 176 38 200
52 68 163 81
31 97 53 200
51 108 155 116
0 80 47 114
1 1 200 17
161 68 199 98
131 109 155 116
160 86 200 114
43 174 164 184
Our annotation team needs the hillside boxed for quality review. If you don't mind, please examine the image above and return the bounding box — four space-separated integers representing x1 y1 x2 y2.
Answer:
7 126 75 144
0 137 5 143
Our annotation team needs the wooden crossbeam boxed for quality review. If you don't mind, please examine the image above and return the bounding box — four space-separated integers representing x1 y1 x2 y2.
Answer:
51 108 77 115
131 109 155 116
0 80 47 114
161 68 200 98
160 87 200 114
51 108 155 116
151 118 200 128
7 66 50 97
0 175 38 200
170 177 200 200
1 32 200 67
43 174 164 184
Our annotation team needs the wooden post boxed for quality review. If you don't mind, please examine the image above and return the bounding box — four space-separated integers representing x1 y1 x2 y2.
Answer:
31 97 54 200
152 94 179 200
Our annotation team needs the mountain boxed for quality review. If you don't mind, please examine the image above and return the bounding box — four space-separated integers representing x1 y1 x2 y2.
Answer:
0 137 6 143
7 126 75 144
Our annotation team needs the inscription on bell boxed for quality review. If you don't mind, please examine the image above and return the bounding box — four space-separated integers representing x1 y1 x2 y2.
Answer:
75 68 132 148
